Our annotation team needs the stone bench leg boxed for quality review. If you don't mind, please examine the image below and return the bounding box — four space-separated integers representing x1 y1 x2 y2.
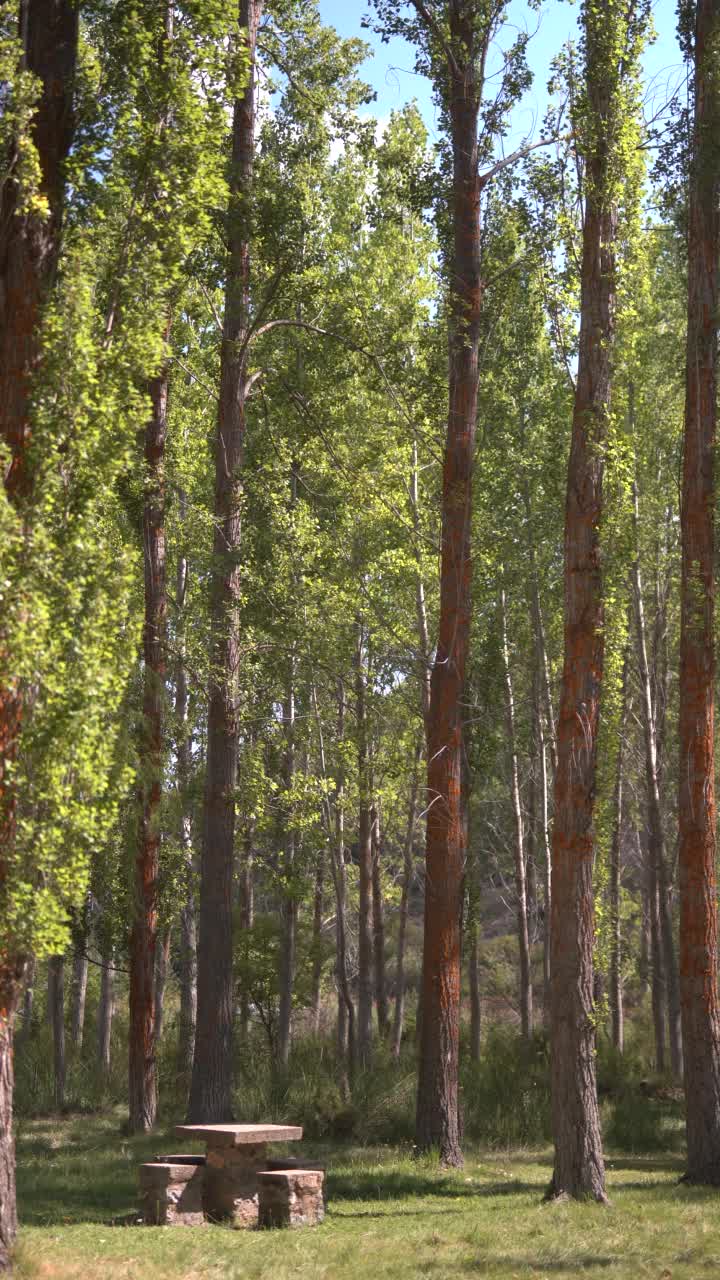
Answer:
257 1170 325 1228
203 1142 267 1227
139 1161 205 1226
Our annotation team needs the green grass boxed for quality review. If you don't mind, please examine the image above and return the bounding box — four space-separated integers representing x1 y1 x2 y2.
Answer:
15 1111 720 1279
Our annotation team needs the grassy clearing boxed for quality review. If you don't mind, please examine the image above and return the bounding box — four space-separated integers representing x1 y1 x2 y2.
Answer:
15 1110 720 1280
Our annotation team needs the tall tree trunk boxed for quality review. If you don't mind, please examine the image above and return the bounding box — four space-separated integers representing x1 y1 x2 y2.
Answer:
331 682 355 1091
391 741 422 1059
175 523 196 1083
633 480 682 1078
237 822 255 1045
17 961 35 1051
277 659 297 1074
371 803 389 1039
468 931 481 1064
500 587 533 1040
70 950 88 1053
97 951 115 1078
0 0 78 1260
48 957 66 1112
549 0 634 1202
129 356 169 1134
536 694 552 1026
523 476 558 772
355 620 374 1069
647 831 667 1073
189 0 262 1123
609 651 629 1054
154 926 171 1043
639 880 650 998
415 2 484 1170
679 0 720 1184
310 846 325 1036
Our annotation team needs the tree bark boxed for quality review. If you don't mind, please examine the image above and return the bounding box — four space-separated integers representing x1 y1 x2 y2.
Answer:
678 0 720 1184
310 845 325 1036
331 683 355 1090
645 828 667 1073
174 521 196 1083
355 620 374 1069
536 694 552 1026
97 950 115 1078
48 957 66 1112
277 660 297 1074
154 926 171 1043
371 803 389 1039
70 950 88 1053
609 652 629 1054
17 961 35 1051
415 1 484 1169
548 0 626 1202
237 822 254 1045
188 0 262 1123
468 930 481 1064
500 587 533 1040
391 740 422 1059
129 357 169 1134
633 480 682 1078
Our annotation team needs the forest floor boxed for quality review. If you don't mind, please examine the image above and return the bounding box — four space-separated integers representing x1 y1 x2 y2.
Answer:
15 1110 720 1279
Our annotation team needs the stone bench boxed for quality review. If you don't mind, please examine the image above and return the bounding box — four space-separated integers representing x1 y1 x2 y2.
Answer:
263 1157 327 1207
139 1156 205 1226
257 1169 325 1229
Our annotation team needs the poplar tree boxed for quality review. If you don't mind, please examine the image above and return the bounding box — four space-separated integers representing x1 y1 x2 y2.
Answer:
678 0 720 1185
548 0 648 1201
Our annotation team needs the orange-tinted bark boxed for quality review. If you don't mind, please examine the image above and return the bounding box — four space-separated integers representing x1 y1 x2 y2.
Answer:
678 0 720 1185
549 16 617 1204
415 3 482 1167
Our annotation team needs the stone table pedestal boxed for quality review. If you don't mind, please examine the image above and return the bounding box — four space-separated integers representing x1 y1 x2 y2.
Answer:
175 1123 303 1228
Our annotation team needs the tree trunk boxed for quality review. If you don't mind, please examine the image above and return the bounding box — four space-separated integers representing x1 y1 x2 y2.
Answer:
154 927 171 1044
647 832 667 1073
48 957 66 1112
17 961 35 1051
523 477 558 773
277 661 297 1074
609 651 629 1054
355 620 374 1070
70 950 88 1052
639 880 650 998
129 355 169 1134
500 587 532 1040
175 530 196 1083
310 846 325 1036
237 823 254 1045
97 951 115 1078
391 741 422 1059
548 0 629 1202
0 0 78 1260
536 695 552 1026
188 0 262 1124
678 0 720 1184
332 681 355 1091
633 481 682 1078
468 930 481 1064
415 3 484 1170
371 803 389 1039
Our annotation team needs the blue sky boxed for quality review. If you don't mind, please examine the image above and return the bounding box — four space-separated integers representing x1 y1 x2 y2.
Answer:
317 0 685 150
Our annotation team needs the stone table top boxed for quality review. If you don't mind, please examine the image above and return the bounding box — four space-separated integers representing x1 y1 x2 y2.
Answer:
174 1123 303 1148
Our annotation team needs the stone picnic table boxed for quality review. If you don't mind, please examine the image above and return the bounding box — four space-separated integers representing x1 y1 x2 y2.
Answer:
173 1122 304 1227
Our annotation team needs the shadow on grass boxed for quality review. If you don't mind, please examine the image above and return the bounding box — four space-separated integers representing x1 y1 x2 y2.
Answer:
460 1256 617 1274
328 1170 540 1202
